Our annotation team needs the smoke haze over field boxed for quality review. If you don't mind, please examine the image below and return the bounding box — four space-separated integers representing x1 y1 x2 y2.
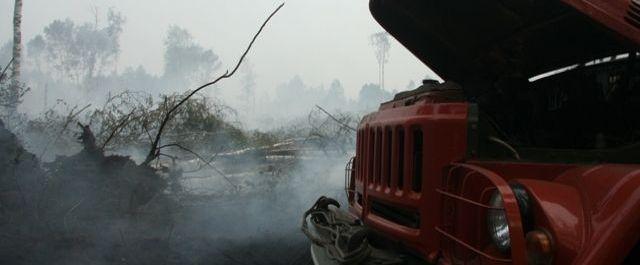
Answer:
0 0 437 102
0 1 430 264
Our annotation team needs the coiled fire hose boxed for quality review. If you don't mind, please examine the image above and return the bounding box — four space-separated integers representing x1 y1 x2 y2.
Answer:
301 197 404 265
301 196 372 264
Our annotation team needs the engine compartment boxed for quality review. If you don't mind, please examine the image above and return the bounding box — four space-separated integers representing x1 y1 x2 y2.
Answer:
476 53 640 163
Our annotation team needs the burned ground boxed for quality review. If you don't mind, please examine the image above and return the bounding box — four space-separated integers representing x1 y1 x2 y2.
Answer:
0 111 352 265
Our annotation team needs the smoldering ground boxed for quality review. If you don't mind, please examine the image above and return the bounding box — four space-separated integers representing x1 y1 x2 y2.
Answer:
0 113 352 265
173 153 350 265
0 2 394 264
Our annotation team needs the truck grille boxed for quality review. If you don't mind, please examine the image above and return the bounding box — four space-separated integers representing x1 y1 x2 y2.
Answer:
370 200 420 229
627 0 640 29
361 125 424 193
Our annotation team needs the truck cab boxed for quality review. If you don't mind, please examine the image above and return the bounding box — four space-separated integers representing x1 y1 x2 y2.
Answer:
309 0 640 264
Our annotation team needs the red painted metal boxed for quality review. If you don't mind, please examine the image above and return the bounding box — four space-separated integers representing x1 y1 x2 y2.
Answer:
435 226 512 263
435 189 502 210
437 163 527 265
348 96 640 264
345 1 640 263
561 0 640 44
352 99 469 255
513 179 585 264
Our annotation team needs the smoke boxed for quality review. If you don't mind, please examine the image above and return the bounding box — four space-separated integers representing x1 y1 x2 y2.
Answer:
0 5 398 265
0 107 353 265
1 63 359 265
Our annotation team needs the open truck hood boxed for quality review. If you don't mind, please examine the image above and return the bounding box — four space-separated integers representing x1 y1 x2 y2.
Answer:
370 0 640 86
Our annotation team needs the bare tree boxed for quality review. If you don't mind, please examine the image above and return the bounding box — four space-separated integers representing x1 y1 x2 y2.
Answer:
370 32 390 90
143 3 285 165
8 0 23 113
11 0 22 83
0 0 28 114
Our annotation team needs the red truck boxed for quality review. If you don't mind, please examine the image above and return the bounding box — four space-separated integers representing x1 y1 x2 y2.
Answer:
302 0 640 264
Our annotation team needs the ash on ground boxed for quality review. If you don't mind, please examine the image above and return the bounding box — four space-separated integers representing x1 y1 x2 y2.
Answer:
0 120 349 265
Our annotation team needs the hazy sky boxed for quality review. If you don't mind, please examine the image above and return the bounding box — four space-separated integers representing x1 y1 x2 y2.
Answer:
0 0 437 99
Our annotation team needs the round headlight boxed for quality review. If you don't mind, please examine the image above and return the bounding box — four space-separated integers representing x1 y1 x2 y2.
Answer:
487 191 511 252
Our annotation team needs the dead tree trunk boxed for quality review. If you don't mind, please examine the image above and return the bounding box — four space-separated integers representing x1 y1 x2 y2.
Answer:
12 0 22 82
9 0 23 113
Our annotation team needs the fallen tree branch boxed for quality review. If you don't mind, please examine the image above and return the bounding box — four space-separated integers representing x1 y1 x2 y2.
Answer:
315 105 356 132
142 122 154 143
143 3 285 165
158 143 238 191
0 57 14 83
39 104 92 159
158 153 178 161
182 146 225 173
100 111 135 149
